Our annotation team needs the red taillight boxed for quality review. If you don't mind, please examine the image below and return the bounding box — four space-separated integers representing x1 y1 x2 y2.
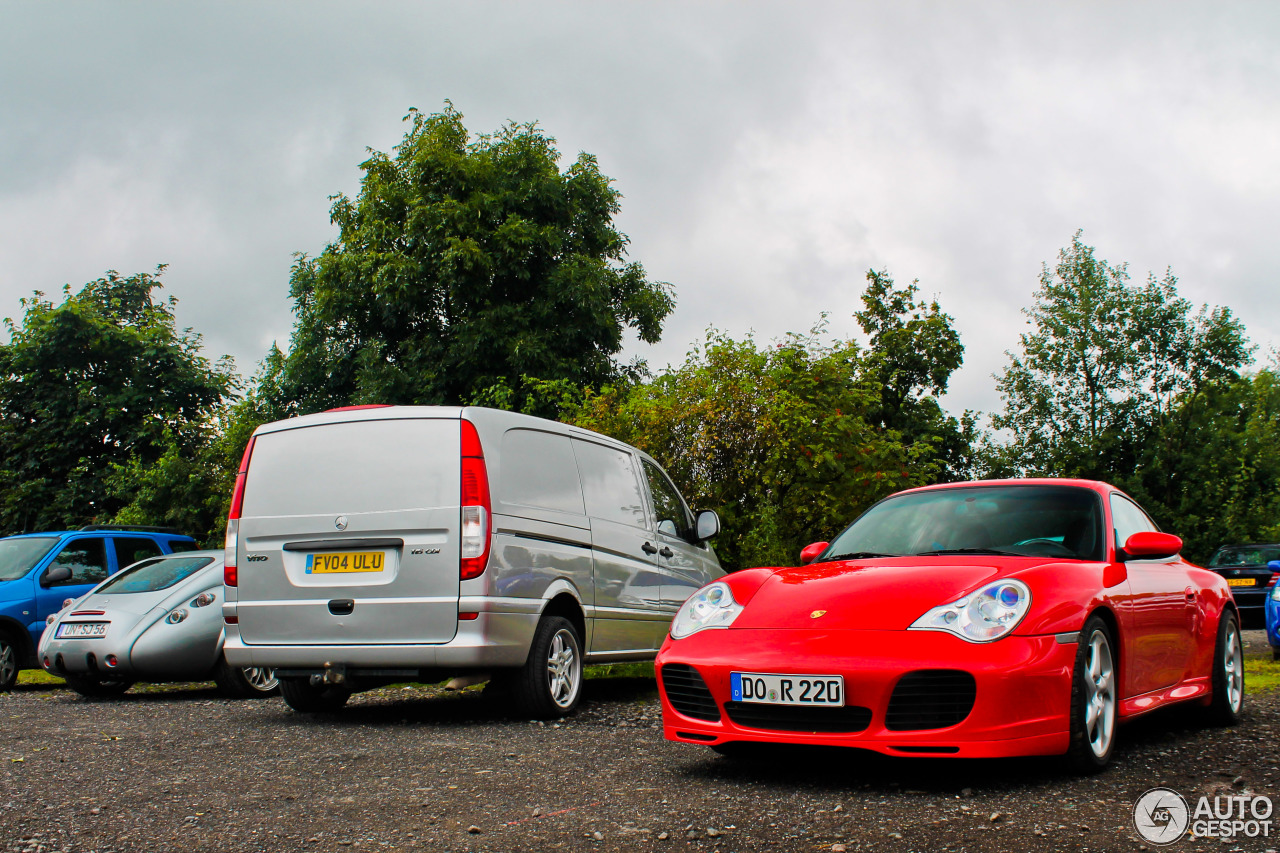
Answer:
459 419 491 581
224 436 256 586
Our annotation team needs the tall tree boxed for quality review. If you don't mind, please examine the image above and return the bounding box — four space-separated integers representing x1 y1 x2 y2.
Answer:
0 270 237 533
264 104 674 417
855 270 973 478
989 232 1251 479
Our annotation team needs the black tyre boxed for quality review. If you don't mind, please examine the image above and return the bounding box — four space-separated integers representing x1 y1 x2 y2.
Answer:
213 655 279 699
279 676 351 713
1065 615 1118 774
0 632 19 692
507 615 583 719
64 674 134 698
1203 610 1244 726
1272 646 1279 663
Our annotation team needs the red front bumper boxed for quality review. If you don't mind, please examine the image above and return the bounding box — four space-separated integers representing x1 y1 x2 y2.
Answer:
656 628 1076 758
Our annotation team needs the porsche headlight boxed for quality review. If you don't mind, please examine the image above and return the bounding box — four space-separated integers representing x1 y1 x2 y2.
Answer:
671 582 743 639
910 579 1031 642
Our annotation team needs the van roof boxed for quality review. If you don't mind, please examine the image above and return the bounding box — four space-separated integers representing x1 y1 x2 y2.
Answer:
251 405 645 457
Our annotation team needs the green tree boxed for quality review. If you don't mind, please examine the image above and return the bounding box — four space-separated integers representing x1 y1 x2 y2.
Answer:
0 270 237 533
989 232 1252 479
855 270 974 478
264 104 674 417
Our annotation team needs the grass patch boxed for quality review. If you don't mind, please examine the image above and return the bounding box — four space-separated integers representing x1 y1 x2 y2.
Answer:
584 662 655 680
17 670 62 686
1245 652 1280 695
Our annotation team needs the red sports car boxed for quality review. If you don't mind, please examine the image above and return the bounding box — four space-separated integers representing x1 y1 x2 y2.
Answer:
656 479 1243 772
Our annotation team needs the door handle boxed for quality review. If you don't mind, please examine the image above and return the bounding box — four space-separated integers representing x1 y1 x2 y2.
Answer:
642 542 658 555
659 546 674 558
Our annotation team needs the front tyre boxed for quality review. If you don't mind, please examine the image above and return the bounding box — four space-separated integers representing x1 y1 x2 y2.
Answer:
64 674 134 698
0 633 19 692
1065 616 1118 774
508 616 583 719
213 654 279 698
1204 610 1244 726
279 677 351 713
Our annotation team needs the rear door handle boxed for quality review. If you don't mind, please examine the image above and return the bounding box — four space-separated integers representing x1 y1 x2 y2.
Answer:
642 542 658 555
659 546 674 558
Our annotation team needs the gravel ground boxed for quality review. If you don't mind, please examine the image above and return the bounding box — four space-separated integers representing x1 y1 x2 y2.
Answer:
2 631 1277 853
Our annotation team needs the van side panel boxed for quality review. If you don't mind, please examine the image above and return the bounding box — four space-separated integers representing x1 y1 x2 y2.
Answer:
236 418 462 646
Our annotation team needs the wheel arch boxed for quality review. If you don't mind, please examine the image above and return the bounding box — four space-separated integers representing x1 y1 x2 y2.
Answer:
539 591 586 647
1082 604 1122 699
0 616 35 668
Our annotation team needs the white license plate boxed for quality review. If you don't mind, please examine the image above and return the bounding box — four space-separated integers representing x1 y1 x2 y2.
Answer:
55 622 108 639
730 672 844 706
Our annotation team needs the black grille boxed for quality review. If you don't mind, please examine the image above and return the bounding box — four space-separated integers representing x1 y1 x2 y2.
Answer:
661 664 721 722
724 702 872 733
885 669 976 731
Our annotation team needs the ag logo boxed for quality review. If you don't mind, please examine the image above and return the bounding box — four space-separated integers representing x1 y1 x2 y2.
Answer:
1133 787 1190 845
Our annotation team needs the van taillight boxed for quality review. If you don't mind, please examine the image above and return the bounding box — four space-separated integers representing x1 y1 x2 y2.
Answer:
459 420 491 581
224 435 256 587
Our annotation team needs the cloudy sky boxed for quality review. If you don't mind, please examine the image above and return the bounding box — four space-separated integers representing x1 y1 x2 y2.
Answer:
2 1 1277 418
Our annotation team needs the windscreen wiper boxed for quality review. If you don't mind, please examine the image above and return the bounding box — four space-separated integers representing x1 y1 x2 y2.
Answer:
822 551 903 561
914 548 1023 557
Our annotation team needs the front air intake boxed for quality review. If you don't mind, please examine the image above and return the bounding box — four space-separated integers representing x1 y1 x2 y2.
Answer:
885 669 977 731
660 663 721 722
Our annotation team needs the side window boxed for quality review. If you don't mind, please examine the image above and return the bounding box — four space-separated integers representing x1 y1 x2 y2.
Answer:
571 439 648 529
48 538 109 587
1110 494 1158 554
642 460 694 541
167 540 198 553
498 429 587 515
113 537 163 570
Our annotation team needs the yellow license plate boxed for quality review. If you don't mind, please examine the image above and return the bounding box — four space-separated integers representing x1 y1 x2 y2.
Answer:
1227 578 1254 587
306 551 384 574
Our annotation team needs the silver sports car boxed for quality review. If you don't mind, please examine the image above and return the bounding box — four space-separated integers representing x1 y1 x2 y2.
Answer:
38 550 277 698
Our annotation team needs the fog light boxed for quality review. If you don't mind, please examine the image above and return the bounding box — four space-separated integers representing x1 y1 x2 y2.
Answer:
105 655 118 668
166 609 188 625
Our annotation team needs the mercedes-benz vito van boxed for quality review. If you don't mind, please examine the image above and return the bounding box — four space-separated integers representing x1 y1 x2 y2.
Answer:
222 406 722 717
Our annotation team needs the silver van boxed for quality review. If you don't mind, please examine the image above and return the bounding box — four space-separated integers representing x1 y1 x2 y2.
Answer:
221 405 722 717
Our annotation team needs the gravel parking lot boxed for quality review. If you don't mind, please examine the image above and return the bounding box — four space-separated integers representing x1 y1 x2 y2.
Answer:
2 632 1277 853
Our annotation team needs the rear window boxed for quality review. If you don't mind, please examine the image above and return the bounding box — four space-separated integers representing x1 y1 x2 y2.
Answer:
1210 546 1280 568
96 556 214 594
242 419 458 516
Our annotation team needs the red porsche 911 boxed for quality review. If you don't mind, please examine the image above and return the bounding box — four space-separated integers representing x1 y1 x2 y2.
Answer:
656 479 1243 772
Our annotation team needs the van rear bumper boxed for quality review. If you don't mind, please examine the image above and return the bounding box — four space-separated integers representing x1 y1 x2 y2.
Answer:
222 610 538 669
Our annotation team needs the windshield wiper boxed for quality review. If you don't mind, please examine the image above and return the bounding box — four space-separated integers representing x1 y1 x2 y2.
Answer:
822 551 903 561
914 548 1023 557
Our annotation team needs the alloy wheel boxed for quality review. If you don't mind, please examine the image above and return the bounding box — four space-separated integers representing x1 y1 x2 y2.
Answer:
0 639 16 687
241 667 279 693
1084 629 1116 758
546 628 581 709
1223 620 1243 714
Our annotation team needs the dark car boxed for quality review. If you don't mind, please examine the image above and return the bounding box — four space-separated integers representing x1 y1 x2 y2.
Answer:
1206 543 1280 627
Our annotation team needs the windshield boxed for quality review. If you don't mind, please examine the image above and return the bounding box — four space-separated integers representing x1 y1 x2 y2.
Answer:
0 537 60 582
1210 546 1280 568
94 556 214 594
821 485 1105 562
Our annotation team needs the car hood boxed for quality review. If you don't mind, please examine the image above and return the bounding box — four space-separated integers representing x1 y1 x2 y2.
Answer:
729 559 1028 631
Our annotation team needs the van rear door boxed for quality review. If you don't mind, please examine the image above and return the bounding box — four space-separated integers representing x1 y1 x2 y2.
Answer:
235 416 461 646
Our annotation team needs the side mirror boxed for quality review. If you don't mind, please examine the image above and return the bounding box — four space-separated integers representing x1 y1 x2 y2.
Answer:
1120 531 1183 561
800 542 829 565
40 566 72 587
693 510 720 543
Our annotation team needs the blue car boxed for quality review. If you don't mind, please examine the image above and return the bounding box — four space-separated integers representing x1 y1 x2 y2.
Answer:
1267 559 1280 662
0 525 196 690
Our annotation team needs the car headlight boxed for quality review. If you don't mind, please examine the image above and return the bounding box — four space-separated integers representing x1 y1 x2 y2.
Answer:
671 582 743 639
910 579 1031 642
1271 584 1280 602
